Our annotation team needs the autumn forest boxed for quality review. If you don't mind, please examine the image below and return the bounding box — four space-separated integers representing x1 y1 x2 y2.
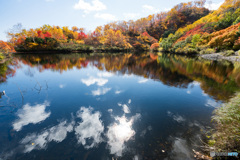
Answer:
0 0 239 57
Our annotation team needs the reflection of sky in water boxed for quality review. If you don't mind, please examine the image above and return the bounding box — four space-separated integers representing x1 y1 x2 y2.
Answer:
170 138 192 160
75 107 104 148
115 90 123 94
3 101 140 158
13 101 51 131
107 100 140 156
81 77 108 86
21 120 74 153
91 87 111 96
106 114 140 156
205 99 221 108
1 54 234 159
167 111 186 123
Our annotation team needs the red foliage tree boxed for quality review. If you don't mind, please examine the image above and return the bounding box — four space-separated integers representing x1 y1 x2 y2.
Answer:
44 31 52 38
78 32 87 40
0 40 16 53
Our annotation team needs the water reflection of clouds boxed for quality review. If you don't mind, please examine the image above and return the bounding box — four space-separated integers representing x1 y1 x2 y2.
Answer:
8 101 140 158
192 81 200 86
202 91 208 96
167 111 186 123
140 126 152 137
21 120 74 153
59 84 66 88
118 103 131 114
205 99 221 108
97 72 114 78
81 77 108 86
75 107 104 149
107 100 140 156
13 101 51 132
106 113 140 156
92 87 111 96
187 81 200 94
138 79 148 84
81 72 116 97
167 111 206 160
169 138 192 160
115 90 123 94
81 71 113 87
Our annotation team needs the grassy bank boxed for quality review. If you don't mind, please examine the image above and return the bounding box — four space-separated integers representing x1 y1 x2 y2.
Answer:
209 93 240 153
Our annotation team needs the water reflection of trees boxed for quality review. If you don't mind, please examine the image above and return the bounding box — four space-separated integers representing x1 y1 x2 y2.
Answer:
11 53 240 101
0 59 19 83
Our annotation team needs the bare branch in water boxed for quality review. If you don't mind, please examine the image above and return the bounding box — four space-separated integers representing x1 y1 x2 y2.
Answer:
13 83 24 106
34 79 42 94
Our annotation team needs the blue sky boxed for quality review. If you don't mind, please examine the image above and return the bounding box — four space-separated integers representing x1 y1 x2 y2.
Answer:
0 0 224 41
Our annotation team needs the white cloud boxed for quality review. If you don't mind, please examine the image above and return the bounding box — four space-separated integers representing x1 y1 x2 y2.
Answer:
73 0 107 13
140 126 152 137
21 120 74 153
164 8 171 12
106 113 140 156
59 84 65 88
123 13 140 20
106 101 140 156
187 90 191 94
97 72 113 78
94 13 117 21
92 87 111 96
192 81 200 86
173 115 186 123
202 91 208 96
81 77 108 86
204 1 224 10
142 5 159 13
205 99 220 108
167 111 186 123
6 101 144 158
170 138 192 159
138 79 148 84
13 102 51 132
118 103 130 114
75 107 104 148
122 104 130 114
115 90 123 94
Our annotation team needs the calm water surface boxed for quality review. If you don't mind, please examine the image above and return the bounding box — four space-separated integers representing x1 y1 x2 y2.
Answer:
0 53 240 160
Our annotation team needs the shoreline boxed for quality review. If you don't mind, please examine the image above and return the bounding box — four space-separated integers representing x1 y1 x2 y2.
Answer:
200 53 240 63
11 50 240 63
0 55 11 64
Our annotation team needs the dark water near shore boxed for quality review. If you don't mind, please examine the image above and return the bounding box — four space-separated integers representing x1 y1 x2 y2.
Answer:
0 53 240 160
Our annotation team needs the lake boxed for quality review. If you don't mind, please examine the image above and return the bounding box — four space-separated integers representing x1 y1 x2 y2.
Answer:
0 53 240 160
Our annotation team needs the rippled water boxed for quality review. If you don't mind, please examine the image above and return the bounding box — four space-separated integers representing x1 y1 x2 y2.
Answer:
0 53 239 160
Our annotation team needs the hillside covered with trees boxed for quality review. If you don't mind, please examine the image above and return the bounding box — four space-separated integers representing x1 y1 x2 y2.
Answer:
160 0 240 55
6 0 210 53
3 0 240 56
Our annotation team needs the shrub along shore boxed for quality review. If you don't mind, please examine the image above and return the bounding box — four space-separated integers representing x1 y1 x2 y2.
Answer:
208 93 240 153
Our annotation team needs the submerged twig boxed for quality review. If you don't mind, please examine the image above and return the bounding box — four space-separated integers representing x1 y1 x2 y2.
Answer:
13 83 24 106
34 79 42 93
17 85 24 100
